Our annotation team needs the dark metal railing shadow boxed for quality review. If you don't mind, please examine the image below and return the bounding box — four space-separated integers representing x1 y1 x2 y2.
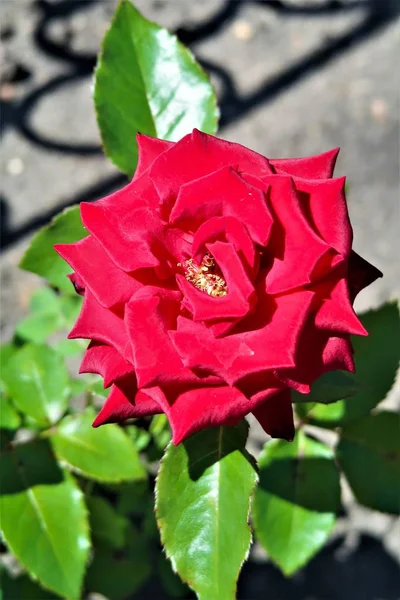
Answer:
1 0 398 250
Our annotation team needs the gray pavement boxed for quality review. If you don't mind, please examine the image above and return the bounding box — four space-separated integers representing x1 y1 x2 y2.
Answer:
1 1 399 599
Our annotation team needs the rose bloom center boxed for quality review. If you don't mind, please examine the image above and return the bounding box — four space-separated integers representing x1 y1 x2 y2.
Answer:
178 253 228 298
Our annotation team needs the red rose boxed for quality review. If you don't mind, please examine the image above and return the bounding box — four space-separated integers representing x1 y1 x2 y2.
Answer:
55 130 381 444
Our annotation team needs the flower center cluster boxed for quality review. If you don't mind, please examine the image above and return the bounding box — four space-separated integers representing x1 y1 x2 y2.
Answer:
179 253 228 297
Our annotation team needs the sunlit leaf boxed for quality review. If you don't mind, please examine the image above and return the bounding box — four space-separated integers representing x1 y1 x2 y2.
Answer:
51 407 146 482
0 439 90 599
2 344 70 426
94 0 218 176
20 206 86 293
156 422 257 600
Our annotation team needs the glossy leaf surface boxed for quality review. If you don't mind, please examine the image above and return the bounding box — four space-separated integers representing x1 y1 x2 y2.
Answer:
20 206 86 293
156 422 258 600
2 344 70 426
94 0 218 175
51 407 146 482
0 440 90 599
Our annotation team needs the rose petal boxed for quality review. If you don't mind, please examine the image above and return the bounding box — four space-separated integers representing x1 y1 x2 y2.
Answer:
169 317 255 385
263 175 333 294
170 166 272 246
192 215 257 276
293 176 352 258
231 285 314 380
80 174 162 272
171 286 314 385
69 290 132 361
270 147 340 180
277 325 355 393
92 379 161 427
348 251 383 301
134 133 173 179
252 389 295 441
55 236 141 308
148 385 251 445
67 272 85 295
314 276 368 336
125 287 218 393
80 341 134 388
149 128 273 216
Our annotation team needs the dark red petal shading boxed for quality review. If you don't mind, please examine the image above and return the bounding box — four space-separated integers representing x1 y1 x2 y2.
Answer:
171 287 314 385
314 277 367 336
67 272 85 295
264 175 333 294
80 174 162 272
147 385 251 445
170 166 272 246
294 177 352 258
55 236 141 308
134 134 174 180
69 290 132 362
92 380 161 427
270 147 340 180
252 389 295 441
232 287 314 379
80 341 134 388
277 327 355 393
348 251 383 301
192 216 257 276
169 317 255 385
149 128 273 215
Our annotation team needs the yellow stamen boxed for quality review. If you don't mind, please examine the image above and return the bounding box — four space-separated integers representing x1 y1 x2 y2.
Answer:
178 253 228 297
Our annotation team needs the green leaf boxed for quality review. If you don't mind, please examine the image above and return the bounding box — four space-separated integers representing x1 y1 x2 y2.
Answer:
150 413 171 450
16 290 82 344
2 344 70 426
94 0 219 176
155 422 258 600
0 439 90 599
296 303 400 428
336 411 400 514
53 338 86 357
253 431 340 576
51 407 147 482
0 343 18 370
127 425 151 451
29 287 60 313
0 395 21 431
85 524 151 600
87 495 128 550
88 378 109 398
20 206 86 293
15 312 62 344
292 371 361 404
